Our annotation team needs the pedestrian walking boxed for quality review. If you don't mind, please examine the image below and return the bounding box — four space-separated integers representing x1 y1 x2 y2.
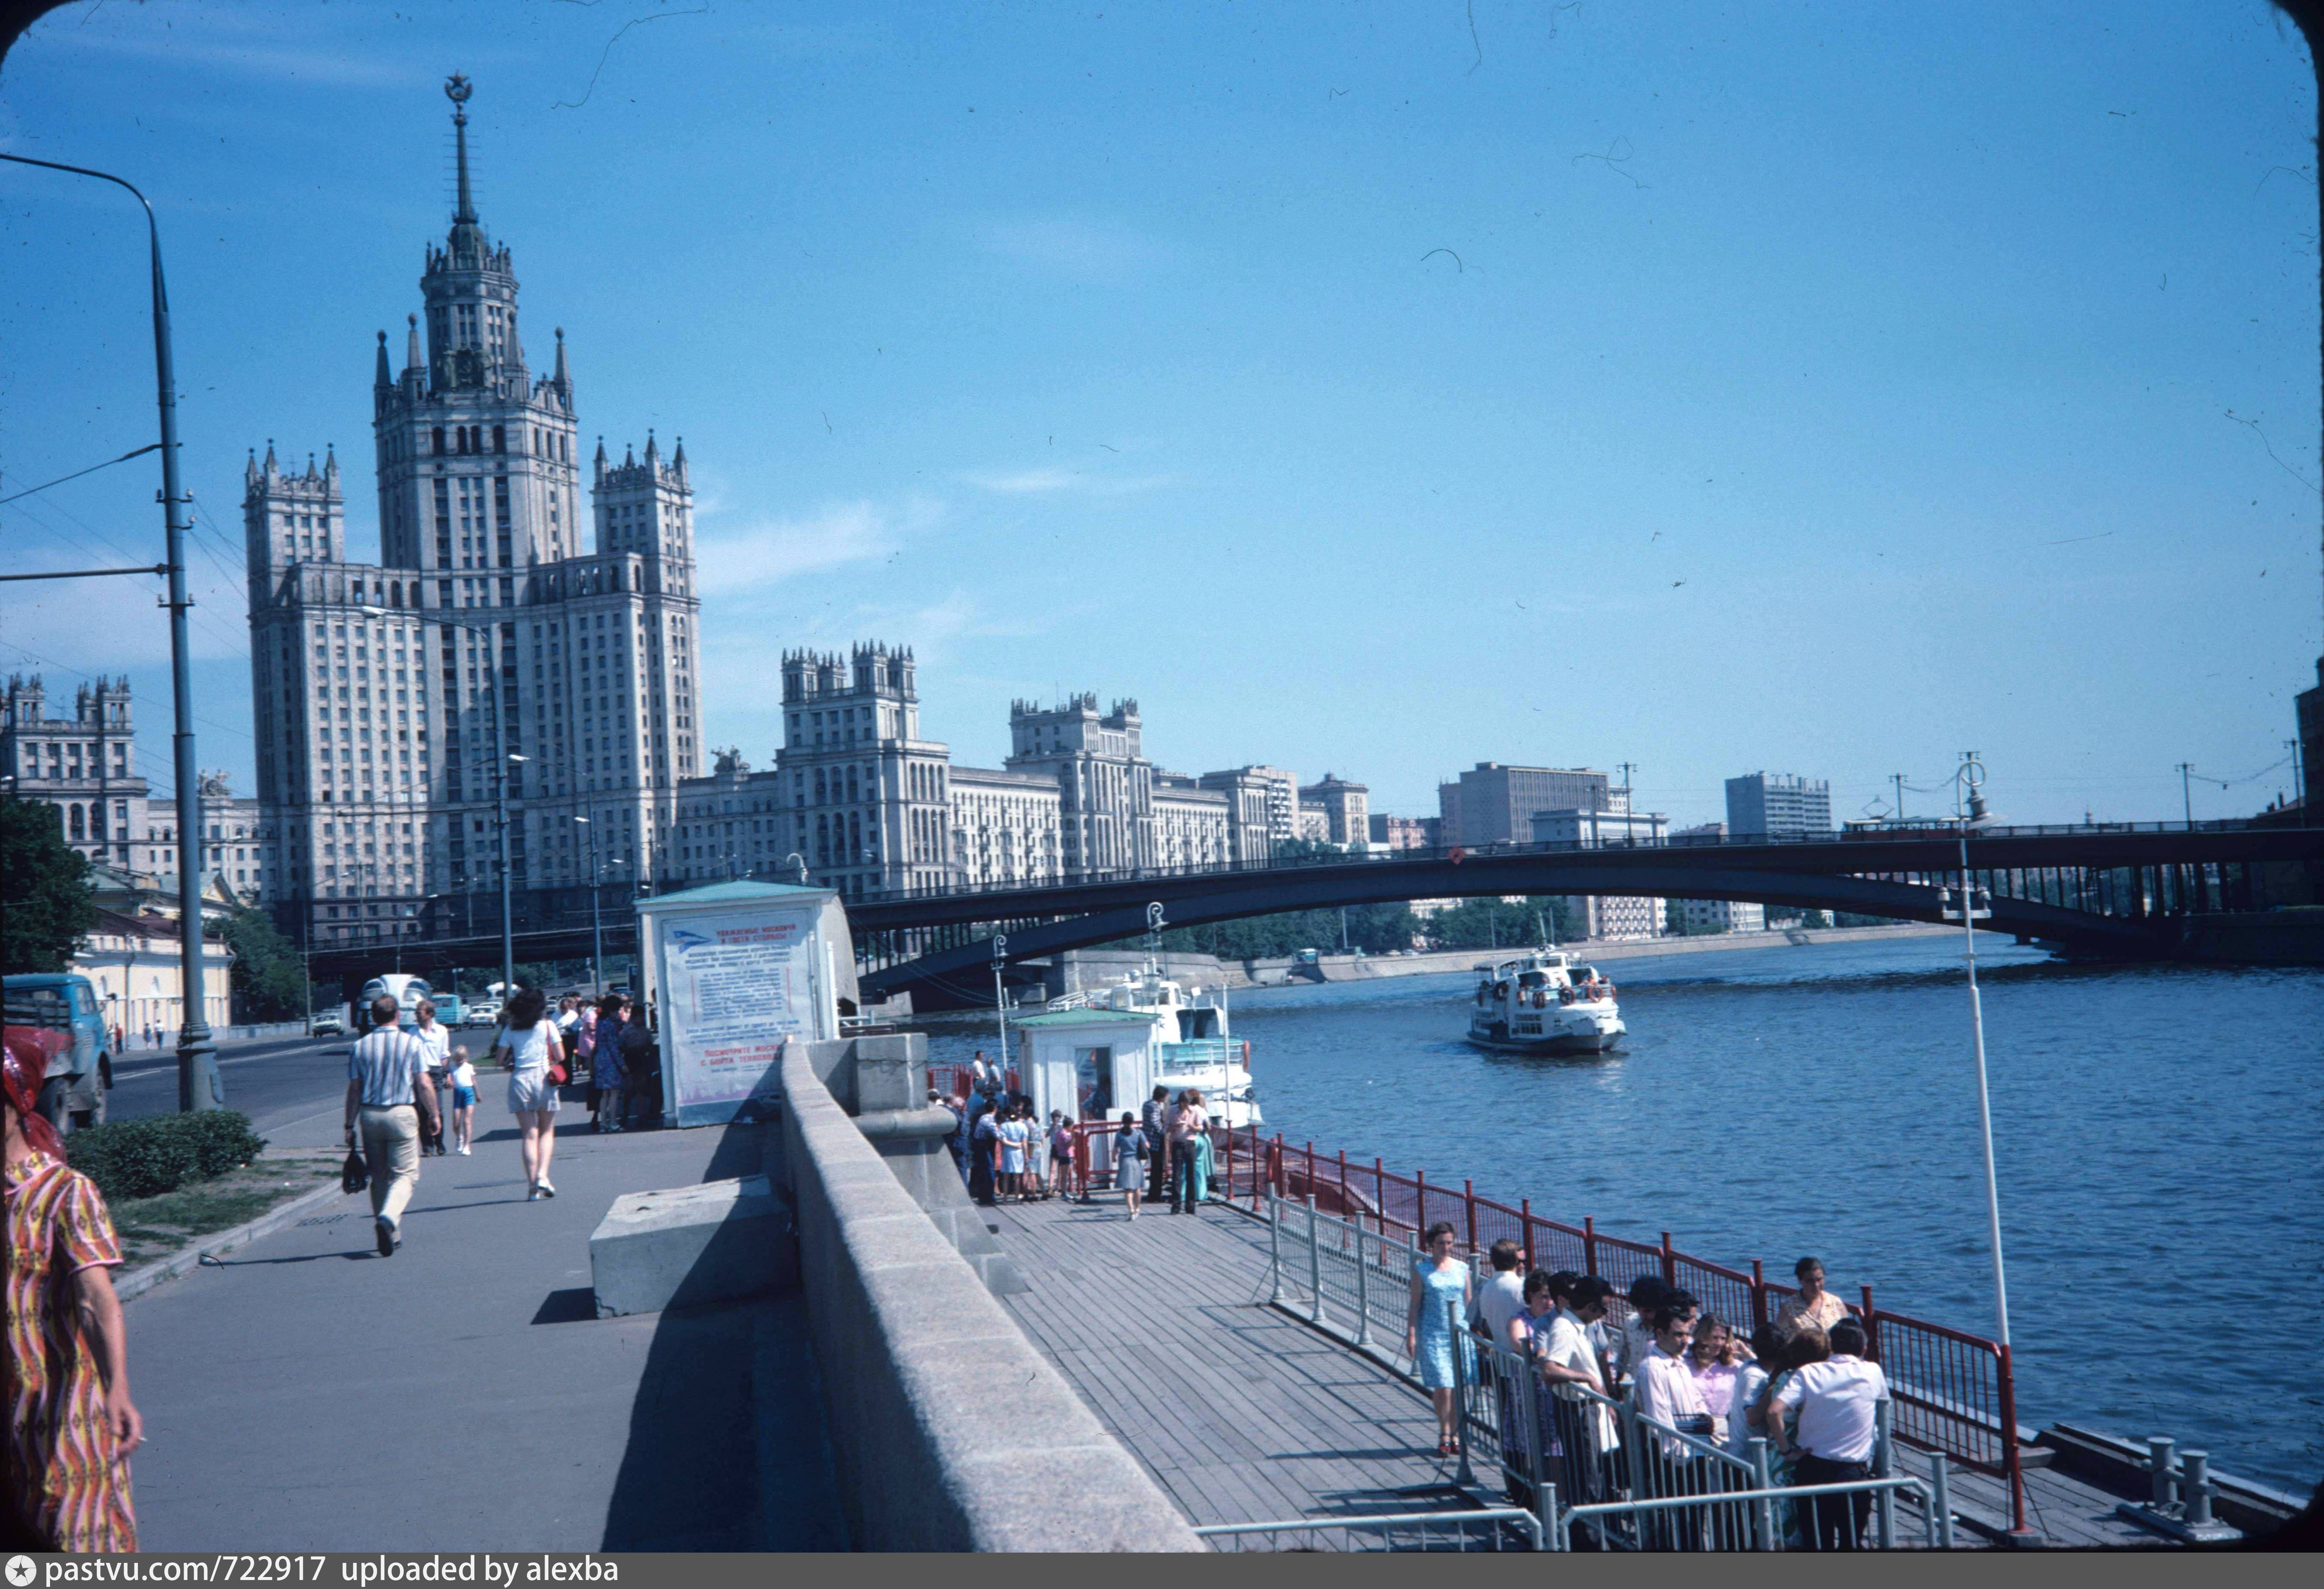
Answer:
493 988 562 1201
591 994 629 1134
343 993 440 1256
1770 1318 1890 1550
1167 1089 1209 1214
4 1034 141 1552
1141 1085 1169 1202
1404 1220 1475 1457
1112 1110 1145 1217
411 999 453 1156
447 1046 478 1155
1775 1255 1849 1339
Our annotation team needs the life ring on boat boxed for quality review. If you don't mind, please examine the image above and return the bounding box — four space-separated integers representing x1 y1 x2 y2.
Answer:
1476 983 1490 1006
1531 990 1546 1009
1558 986 1575 1006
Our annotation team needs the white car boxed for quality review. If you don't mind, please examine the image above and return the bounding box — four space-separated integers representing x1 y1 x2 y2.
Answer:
465 1002 502 1027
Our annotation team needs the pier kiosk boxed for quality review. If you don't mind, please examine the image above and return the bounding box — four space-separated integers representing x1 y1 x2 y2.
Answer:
1013 1007 1159 1178
636 880 855 1128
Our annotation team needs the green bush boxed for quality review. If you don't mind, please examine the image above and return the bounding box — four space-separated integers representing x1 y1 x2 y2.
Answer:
66 1110 269 1203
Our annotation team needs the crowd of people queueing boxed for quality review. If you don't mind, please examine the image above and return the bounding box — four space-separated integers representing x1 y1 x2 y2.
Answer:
942 1052 1218 1218
1412 1236 1892 1550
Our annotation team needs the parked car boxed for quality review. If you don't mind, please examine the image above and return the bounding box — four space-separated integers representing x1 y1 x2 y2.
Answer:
2 973 110 1131
309 1012 347 1038
465 1000 503 1028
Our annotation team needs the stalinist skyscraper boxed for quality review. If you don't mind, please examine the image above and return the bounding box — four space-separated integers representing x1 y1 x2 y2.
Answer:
244 76 705 949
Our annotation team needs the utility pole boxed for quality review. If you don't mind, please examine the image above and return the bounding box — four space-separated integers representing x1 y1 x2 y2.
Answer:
991 932 1010 1069
1892 773 1907 825
0 152 221 1112
500 753 524 996
576 815 602 994
2176 762 2195 830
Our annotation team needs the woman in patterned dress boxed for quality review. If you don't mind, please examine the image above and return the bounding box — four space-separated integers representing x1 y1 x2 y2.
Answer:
4 1034 141 1553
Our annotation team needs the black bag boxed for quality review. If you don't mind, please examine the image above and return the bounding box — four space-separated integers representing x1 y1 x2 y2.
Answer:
342 1146 369 1196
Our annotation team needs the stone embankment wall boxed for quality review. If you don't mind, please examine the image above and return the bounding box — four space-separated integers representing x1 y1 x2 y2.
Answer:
778 1040 1199 1552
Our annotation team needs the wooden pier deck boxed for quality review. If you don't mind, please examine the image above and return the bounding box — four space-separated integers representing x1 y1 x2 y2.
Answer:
988 1194 2175 1550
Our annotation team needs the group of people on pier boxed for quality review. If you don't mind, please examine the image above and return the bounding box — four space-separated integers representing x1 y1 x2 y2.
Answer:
1413 1234 1890 1550
946 1055 1216 1217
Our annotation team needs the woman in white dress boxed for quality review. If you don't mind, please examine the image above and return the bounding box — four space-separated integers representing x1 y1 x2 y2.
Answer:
997 1106 1030 1197
492 987 563 1201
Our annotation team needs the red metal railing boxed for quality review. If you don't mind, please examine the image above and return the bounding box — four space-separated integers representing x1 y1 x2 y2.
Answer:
1209 1122 2028 1532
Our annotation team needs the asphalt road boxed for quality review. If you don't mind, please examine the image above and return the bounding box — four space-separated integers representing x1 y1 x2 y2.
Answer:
103 1024 505 1141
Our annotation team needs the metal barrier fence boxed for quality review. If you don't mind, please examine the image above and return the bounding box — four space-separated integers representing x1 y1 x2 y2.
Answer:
1268 1191 1957 1551
1192 1510 1543 1552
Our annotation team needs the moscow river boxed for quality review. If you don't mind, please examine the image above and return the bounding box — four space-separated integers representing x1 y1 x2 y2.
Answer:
918 934 2322 1496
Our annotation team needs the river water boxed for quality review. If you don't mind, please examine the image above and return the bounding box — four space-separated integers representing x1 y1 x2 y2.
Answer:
913 935 2323 1495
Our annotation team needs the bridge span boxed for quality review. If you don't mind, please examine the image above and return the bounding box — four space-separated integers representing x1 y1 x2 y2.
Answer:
851 821 2324 1003
296 819 2323 1000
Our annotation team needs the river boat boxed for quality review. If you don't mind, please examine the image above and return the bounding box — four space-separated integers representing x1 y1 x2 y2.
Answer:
1466 950 1625 1055
1038 966 1263 1128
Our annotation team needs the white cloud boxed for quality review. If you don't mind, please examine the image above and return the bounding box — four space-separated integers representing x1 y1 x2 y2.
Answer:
975 217 1163 283
962 467 1176 499
691 496 941 595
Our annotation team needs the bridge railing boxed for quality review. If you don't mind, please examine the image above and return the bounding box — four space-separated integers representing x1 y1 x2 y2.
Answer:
1211 1125 2027 1533
847 813 2298 913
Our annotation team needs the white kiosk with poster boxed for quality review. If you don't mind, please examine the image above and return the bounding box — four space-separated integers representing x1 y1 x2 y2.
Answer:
635 880 856 1128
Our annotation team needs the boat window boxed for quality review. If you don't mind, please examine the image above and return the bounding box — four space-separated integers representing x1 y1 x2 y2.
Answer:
1518 971 1548 988
1177 1009 1219 1039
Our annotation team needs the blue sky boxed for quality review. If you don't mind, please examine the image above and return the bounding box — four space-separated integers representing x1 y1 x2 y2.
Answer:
2 0 2317 829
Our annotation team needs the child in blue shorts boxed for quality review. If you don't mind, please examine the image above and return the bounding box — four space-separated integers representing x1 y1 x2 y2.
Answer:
448 1046 479 1155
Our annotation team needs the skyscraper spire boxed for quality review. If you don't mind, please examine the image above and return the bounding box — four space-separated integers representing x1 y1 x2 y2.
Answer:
375 330 392 390
445 74 483 262
405 313 423 373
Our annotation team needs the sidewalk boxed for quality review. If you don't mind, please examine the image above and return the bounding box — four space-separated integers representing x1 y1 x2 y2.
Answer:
122 1080 842 1552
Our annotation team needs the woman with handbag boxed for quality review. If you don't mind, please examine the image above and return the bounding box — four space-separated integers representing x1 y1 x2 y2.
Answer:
493 987 563 1201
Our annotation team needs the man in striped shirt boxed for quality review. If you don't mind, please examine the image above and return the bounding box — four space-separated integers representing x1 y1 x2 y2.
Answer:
343 995 440 1257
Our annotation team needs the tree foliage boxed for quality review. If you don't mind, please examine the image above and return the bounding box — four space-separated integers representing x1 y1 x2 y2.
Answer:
2 799 97 974
1422 896 1576 951
219 905 307 1020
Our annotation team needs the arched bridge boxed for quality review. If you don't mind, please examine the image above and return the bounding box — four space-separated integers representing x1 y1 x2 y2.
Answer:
296 818 2323 999
849 820 2324 1003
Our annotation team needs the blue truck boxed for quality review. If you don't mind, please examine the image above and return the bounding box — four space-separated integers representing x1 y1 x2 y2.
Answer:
1 972 113 1131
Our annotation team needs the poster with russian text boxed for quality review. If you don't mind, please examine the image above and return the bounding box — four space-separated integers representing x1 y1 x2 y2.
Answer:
658 906 819 1112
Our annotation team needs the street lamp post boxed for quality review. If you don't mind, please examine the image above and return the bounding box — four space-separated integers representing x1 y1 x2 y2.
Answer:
1944 754 2010 1348
501 753 525 998
575 814 602 994
2177 761 2195 830
1 151 222 1112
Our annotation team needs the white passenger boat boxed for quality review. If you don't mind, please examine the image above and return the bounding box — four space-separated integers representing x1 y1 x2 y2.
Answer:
1466 950 1625 1055
1020 965 1263 1129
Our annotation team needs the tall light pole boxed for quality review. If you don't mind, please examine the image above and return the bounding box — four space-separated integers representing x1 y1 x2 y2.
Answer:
500 753 524 997
575 814 602 994
1944 754 2010 1351
2176 761 2195 829
1892 772 1907 826
0 151 220 1111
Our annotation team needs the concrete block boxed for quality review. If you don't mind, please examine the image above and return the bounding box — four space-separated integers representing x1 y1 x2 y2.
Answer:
590 1174 794 1317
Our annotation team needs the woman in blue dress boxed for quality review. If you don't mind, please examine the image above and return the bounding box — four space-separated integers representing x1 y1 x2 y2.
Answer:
1403 1220 1475 1456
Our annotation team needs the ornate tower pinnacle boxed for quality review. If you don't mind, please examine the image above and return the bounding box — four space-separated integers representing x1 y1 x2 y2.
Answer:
446 73 482 259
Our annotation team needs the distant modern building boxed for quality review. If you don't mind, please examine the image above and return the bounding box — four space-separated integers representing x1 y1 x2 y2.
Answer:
1201 765 1297 849
1439 762 1617 846
1725 772 1832 838
1369 814 1435 850
1528 807 1669 943
1298 774 1369 848
1678 898 1766 935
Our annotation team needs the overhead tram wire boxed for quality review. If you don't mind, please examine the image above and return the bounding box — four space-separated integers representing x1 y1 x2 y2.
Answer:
3 481 255 664
0 443 162 505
